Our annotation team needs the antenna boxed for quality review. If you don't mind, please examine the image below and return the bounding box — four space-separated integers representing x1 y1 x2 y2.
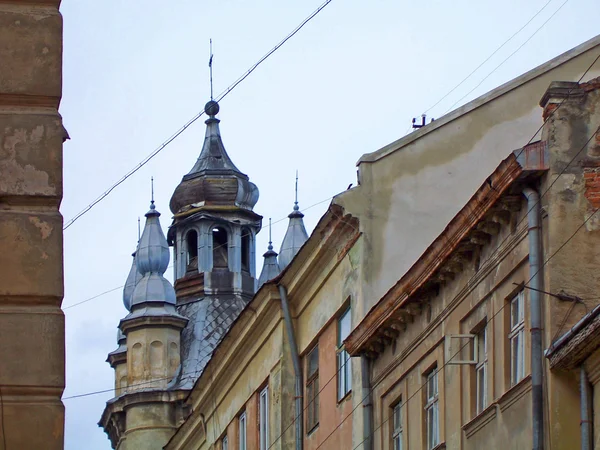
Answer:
150 176 155 209
294 170 299 210
412 114 434 129
209 39 214 101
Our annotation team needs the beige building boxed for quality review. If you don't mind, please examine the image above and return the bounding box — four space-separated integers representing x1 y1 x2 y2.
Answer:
0 1 66 449
101 34 600 450
345 77 600 450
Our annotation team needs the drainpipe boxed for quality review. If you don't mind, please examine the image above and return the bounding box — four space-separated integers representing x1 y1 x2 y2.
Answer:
361 356 373 450
278 284 303 450
580 366 592 450
523 187 543 450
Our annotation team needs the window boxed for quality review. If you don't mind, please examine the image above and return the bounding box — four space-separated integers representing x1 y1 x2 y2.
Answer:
306 345 319 432
241 228 251 273
392 401 403 450
238 412 247 450
222 436 228 450
213 227 228 269
186 229 198 273
509 291 525 385
475 326 488 414
337 307 352 400
425 369 439 450
259 386 269 450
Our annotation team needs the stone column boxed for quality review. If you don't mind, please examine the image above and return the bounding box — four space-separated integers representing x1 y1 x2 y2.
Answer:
0 2 65 449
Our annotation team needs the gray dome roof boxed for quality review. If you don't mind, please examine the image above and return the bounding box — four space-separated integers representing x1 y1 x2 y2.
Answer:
123 251 142 311
170 101 259 215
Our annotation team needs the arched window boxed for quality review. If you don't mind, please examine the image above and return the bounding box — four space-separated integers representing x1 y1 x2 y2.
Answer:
212 227 228 269
185 230 198 274
241 228 251 273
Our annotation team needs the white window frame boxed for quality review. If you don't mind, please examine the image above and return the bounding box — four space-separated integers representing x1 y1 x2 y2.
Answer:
259 386 269 450
444 334 477 364
392 401 403 450
425 370 439 450
337 307 352 400
509 291 525 386
238 411 247 450
475 326 488 414
222 435 228 450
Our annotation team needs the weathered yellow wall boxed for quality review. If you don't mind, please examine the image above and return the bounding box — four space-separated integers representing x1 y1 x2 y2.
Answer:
0 1 65 448
119 403 181 450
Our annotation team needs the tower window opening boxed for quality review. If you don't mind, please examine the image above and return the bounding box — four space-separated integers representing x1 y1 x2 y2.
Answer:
185 230 198 275
241 229 251 273
212 227 228 269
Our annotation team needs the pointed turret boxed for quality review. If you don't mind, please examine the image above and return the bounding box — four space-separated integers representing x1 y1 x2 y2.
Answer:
258 218 281 288
278 174 308 269
123 251 142 311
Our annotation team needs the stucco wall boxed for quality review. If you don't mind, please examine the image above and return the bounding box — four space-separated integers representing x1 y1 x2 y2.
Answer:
0 2 65 448
336 41 600 320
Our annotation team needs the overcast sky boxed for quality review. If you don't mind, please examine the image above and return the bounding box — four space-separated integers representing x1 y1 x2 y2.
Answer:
59 1 599 448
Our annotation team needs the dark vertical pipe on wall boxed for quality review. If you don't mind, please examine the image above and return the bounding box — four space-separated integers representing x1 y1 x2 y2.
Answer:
581 366 592 450
361 356 373 450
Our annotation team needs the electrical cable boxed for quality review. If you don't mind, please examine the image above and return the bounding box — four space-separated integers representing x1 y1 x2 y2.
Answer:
62 0 335 231
423 0 555 115
445 0 570 114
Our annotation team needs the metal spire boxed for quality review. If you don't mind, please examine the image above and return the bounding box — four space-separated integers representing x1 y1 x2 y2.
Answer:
137 217 141 242
258 217 281 287
268 218 273 251
294 170 299 211
150 176 155 210
209 39 214 101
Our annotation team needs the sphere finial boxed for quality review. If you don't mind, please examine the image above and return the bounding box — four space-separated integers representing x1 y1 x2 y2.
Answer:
205 100 219 117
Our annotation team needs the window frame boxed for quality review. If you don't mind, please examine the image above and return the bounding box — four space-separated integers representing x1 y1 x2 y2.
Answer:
238 411 247 450
392 400 403 450
259 386 269 450
306 344 319 433
221 435 228 450
509 291 525 386
475 325 488 414
337 306 352 401
425 369 439 450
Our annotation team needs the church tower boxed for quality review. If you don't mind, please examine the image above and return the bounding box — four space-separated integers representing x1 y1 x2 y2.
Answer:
167 99 262 388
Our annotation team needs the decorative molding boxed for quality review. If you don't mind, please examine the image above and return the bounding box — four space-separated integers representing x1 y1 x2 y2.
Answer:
498 375 532 412
462 404 498 439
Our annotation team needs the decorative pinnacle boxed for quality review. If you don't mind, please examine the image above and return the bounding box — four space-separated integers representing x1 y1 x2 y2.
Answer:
294 170 299 211
137 217 141 241
268 218 273 251
209 39 214 101
150 176 155 209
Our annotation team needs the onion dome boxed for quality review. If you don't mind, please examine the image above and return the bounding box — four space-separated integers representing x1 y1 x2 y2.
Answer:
278 199 309 270
122 250 142 311
169 100 259 215
258 219 281 287
130 201 176 307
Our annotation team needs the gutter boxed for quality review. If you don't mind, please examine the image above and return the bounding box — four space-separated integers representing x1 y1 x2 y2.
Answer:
523 187 544 450
278 284 303 450
361 356 373 450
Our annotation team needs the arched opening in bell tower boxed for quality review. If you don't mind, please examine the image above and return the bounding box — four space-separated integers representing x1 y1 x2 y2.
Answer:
212 227 229 270
241 228 251 273
185 230 198 275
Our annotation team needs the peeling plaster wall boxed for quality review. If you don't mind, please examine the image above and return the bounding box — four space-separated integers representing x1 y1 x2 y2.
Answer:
0 2 65 449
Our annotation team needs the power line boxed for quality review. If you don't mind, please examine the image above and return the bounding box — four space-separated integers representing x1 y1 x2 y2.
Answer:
62 0 335 231
61 194 335 311
445 0 570 114
423 0 555 115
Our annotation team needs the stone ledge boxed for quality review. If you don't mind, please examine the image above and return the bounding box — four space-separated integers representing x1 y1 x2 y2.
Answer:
498 374 532 412
462 403 498 439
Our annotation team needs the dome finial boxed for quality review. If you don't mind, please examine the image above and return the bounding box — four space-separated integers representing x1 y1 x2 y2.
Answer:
294 170 299 211
268 218 273 251
150 176 155 210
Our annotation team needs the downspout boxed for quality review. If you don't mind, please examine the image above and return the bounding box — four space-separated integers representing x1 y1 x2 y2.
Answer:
278 284 303 450
361 356 373 450
523 187 543 450
580 366 592 450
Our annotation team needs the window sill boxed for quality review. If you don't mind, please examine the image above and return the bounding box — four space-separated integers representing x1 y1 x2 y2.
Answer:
498 374 532 412
431 442 446 450
307 423 319 437
462 403 498 439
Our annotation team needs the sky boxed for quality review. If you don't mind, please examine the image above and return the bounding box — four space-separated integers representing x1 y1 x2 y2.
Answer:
58 1 600 448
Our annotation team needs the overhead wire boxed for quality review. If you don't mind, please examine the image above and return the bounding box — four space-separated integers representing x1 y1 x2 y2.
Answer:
62 0 335 231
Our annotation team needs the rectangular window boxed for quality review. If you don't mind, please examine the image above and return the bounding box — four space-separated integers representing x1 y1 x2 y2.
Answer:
337 307 352 400
475 326 488 414
222 436 228 450
306 345 319 432
392 401 403 450
259 386 269 450
238 412 247 450
425 369 439 450
509 291 525 386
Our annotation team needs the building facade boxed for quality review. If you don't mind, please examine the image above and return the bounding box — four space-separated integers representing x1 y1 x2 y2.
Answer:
0 1 66 448
345 78 600 449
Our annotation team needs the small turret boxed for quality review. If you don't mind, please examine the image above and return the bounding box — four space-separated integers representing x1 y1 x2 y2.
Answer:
278 173 308 269
258 218 281 288
106 328 127 396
